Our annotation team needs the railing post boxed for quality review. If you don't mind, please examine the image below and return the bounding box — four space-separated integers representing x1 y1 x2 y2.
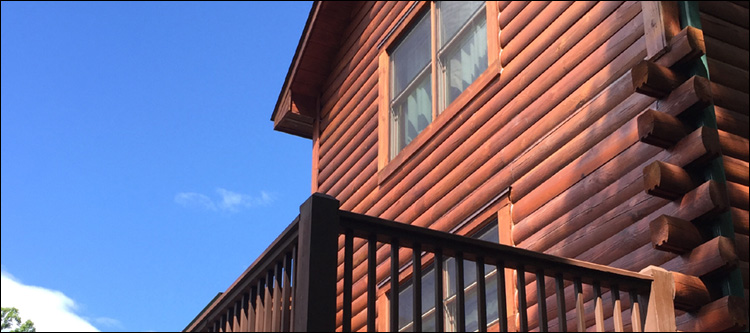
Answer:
640 266 676 332
294 193 340 332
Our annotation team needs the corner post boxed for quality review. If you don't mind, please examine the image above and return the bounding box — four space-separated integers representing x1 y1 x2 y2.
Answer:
641 266 677 332
294 193 340 332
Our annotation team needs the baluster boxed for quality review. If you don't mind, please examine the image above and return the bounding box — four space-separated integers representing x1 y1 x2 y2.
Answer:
264 270 274 331
593 281 604 332
554 273 566 332
289 245 297 332
212 320 218 332
517 266 528 332
390 239 400 332
629 291 641 332
573 278 584 332
343 229 353 332
435 249 445 332
224 311 230 332
536 270 548 332
255 279 265 331
273 262 283 331
240 293 249 332
281 252 292 332
476 257 487 332
248 286 257 332
496 261 507 332
413 243 422 332
456 252 466 332
611 285 623 332
234 301 240 332
367 234 377 332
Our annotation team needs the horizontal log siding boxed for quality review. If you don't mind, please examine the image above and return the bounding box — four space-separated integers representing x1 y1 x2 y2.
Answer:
310 2 671 331
699 3 750 327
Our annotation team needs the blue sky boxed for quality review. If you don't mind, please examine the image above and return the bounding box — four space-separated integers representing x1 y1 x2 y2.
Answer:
1 2 313 331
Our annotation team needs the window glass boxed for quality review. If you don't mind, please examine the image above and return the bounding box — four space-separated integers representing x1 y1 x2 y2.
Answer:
438 1 487 108
389 1 488 158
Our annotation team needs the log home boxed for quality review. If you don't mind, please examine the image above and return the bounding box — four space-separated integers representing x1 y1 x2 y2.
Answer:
186 1 749 331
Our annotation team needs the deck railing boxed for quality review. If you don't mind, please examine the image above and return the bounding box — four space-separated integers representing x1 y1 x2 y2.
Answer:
185 193 674 332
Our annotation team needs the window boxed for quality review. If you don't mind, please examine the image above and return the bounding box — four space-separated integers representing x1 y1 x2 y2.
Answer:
391 223 500 332
385 1 491 160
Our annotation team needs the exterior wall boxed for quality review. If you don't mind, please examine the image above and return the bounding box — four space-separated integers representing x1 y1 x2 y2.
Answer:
311 2 694 331
700 0 750 319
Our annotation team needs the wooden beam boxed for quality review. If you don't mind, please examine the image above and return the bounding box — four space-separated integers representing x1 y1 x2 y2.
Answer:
672 271 711 311
732 207 750 235
649 215 704 254
715 106 749 138
637 109 690 148
654 26 705 67
643 161 698 200
718 129 750 162
675 296 748 332
662 236 739 277
724 155 749 186
727 181 749 210
631 60 688 97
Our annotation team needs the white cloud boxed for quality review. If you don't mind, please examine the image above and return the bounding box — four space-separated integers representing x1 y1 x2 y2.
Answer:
174 192 217 211
0 270 101 332
90 316 122 329
175 189 274 212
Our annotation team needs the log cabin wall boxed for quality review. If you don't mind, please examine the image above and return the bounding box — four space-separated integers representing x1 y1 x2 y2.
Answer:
304 1 748 331
698 0 750 324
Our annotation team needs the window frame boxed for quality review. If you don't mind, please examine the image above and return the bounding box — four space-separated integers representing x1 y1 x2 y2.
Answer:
377 1 500 183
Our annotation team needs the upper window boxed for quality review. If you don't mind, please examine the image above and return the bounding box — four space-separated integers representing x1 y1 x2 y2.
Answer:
388 1 489 159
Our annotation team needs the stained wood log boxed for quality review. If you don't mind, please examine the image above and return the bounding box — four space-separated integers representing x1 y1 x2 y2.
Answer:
706 34 750 71
336 163 376 210
736 234 749 262
672 271 711 311
641 1 681 59
319 106 376 178
358 1 629 216
499 1 550 47
631 60 688 97
326 144 377 198
732 207 750 235
649 215 704 254
700 1 750 29
637 109 690 148
662 236 739 277
708 57 750 94
655 26 706 67
741 261 749 289
516 126 722 248
500 1 578 66
498 1 529 28
385 3 644 224
700 11 749 50
715 106 750 138
524 180 726 308
643 161 698 200
712 81 750 115
724 155 750 186
718 129 750 162
320 130 377 194
319 75 377 159
727 181 750 210
675 296 748 332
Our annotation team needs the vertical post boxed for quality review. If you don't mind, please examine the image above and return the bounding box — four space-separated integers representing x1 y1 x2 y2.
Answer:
281 252 292 332
497 261 508 332
273 262 283 331
630 291 642 333
264 270 274 332
611 285 624 332
477 257 487 332
593 281 604 332
641 266 676 332
294 193 340 332
343 229 354 332
555 273 566 332
390 239 400 332
517 266 528 332
435 250 445 332
536 270 548 332
574 278 584 332
413 243 423 332
456 253 466 332
367 234 377 332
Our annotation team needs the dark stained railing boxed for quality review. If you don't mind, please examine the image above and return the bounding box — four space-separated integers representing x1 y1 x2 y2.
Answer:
185 193 669 332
